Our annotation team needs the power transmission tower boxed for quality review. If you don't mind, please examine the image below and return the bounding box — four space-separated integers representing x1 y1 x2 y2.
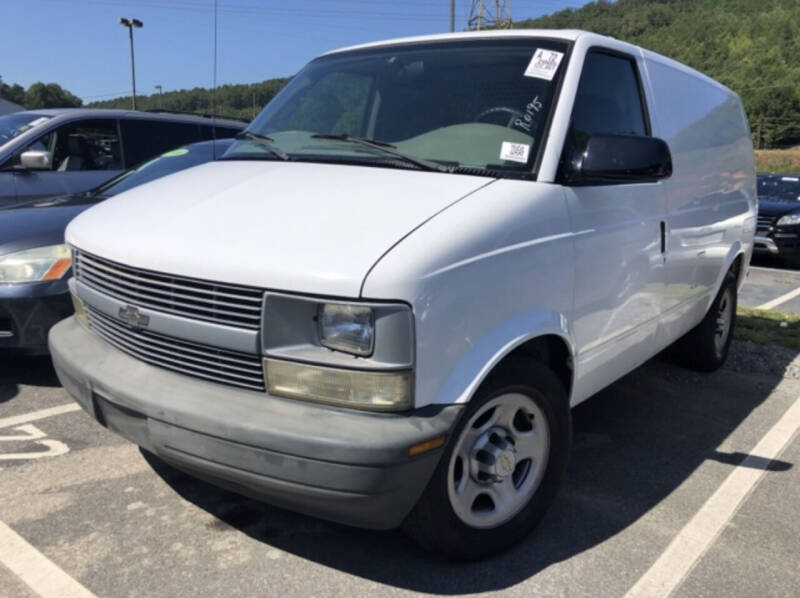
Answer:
468 0 512 30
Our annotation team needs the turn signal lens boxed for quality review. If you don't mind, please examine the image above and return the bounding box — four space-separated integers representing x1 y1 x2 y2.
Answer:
264 358 412 411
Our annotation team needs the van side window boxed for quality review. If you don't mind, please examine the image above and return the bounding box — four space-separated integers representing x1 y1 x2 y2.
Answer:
569 51 648 145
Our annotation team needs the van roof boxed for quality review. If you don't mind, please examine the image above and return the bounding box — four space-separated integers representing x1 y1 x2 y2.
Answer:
323 29 736 99
324 29 599 55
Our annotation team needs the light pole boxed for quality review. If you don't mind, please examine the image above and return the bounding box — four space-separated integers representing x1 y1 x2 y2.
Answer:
155 84 163 108
118 17 143 110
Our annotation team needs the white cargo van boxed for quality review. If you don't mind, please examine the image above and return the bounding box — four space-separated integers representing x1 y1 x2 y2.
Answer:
50 30 756 559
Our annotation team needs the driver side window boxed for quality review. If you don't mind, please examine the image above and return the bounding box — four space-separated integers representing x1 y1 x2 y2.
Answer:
568 50 649 149
29 119 121 172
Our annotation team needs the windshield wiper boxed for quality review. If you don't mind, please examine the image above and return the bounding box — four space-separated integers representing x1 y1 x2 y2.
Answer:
311 133 453 173
234 131 290 161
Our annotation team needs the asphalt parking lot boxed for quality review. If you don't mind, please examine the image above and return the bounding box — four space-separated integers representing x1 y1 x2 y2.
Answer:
1 264 799 598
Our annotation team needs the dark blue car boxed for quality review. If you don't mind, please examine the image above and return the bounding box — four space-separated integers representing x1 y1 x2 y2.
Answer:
754 173 800 268
0 138 234 354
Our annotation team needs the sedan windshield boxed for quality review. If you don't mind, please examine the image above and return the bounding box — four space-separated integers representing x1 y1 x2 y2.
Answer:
93 140 230 197
757 174 800 202
0 113 51 150
225 39 569 177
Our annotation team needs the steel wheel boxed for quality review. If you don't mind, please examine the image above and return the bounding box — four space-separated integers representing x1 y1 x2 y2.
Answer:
447 393 550 529
714 287 733 356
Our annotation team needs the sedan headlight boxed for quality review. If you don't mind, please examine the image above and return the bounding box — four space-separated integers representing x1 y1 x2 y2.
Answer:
0 244 72 283
777 213 800 227
318 303 374 356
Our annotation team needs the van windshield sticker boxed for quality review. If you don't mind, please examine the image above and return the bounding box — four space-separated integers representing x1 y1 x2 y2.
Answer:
500 141 531 164
524 49 564 80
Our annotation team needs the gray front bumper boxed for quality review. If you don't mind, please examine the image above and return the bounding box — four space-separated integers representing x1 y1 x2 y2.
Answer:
49 317 462 529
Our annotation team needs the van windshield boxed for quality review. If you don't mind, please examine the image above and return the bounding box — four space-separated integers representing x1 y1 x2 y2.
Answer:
225 39 569 177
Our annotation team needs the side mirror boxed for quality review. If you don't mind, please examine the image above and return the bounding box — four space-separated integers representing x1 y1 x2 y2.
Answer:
564 134 672 185
19 150 53 171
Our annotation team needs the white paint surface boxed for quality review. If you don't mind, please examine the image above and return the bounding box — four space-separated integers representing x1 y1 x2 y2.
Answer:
757 285 800 310
625 394 800 597
0 520 97 598
0 404 80 430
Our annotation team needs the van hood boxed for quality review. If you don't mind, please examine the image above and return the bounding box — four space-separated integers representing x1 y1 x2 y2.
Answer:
66 160 492 297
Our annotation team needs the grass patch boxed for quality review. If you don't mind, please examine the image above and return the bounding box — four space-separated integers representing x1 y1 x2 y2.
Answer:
755 148 800 174
735 307 800 350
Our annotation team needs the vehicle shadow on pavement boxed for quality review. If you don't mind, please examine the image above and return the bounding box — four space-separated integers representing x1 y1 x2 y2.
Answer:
0 355 61 403
143 340 799 594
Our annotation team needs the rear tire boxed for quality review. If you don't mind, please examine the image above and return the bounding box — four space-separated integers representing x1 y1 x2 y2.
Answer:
403 359 571 560
676 269 737 372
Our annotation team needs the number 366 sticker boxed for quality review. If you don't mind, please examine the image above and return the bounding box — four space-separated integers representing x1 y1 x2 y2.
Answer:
500 141 531 164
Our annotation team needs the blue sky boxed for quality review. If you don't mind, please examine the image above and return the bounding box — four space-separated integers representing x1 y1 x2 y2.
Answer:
1 0 589 103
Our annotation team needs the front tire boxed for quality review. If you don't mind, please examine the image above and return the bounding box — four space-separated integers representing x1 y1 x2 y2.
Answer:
404 360 571 560
676 268 737 372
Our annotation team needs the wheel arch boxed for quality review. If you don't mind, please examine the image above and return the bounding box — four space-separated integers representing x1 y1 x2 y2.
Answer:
431 309 575 409
705 242 747 313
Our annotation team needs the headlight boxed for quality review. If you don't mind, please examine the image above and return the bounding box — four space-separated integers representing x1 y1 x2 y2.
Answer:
0 244 72 283
318 303 374 356
777 213 800 227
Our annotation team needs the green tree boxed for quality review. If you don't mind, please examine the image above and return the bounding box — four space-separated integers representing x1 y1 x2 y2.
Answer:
23 82 82 108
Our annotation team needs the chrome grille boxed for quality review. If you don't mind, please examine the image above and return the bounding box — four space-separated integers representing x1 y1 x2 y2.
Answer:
74 251 263 330
757 214 774 229
86 305 265 391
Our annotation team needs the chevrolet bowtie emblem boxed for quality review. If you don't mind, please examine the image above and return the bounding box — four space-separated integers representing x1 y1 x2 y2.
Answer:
118 305 150 330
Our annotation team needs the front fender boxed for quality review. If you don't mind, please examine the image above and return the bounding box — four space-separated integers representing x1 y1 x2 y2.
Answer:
431 308 574 406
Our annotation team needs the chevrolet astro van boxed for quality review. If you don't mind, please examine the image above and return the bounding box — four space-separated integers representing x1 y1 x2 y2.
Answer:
50 30 756 559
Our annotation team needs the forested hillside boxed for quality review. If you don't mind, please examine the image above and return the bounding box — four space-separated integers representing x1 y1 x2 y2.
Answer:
516 0 800 148
85 0 799 147
88 78 289 122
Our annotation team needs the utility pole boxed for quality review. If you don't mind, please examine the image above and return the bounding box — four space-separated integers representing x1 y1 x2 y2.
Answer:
154 84 163 108
468 0 512 30
450 0 455 32
118 17 143 110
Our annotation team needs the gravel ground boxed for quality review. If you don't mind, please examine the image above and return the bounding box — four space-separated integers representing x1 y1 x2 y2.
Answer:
727 339 800 379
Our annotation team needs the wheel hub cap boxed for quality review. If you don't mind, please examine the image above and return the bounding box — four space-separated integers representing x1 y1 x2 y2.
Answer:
470 427 517 483
447 393 551 529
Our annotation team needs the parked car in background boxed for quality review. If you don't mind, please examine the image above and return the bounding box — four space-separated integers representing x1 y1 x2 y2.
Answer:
0 138 234 354
0 109 244 206
754 173 800 267
51 30 755 559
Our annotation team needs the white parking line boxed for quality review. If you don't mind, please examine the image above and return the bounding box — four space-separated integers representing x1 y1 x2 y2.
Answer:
625 394 800 598
0 520 97 598
756 285 800 310
0 404 80 430
748 265 800 275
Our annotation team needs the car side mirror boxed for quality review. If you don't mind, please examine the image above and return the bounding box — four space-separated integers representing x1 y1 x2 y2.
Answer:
564 134 672 185
19 150 53 171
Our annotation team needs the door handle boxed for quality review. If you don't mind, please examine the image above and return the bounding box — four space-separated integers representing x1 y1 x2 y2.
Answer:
660 220 666 254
